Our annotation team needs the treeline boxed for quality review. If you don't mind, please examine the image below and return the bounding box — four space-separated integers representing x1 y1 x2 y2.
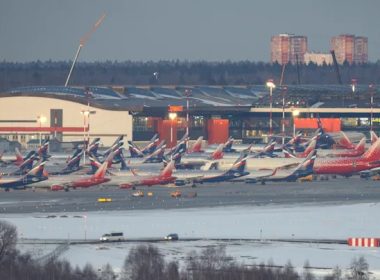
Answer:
0 220 372 280
0 60 380 91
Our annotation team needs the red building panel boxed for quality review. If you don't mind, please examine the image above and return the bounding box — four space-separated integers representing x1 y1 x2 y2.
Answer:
294 118 341 132
157 119 177 148
207 119 229 144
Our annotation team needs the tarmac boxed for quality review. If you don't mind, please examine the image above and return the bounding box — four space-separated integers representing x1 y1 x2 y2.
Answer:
0 176 379 214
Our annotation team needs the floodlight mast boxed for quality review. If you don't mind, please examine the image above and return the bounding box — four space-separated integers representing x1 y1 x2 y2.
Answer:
65 14 106 87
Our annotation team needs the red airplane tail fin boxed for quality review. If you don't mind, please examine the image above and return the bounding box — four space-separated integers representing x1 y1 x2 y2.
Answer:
337 131 354 149
355 137 366 153
210 144 224 160
189 136 203 153
15 148 23 165
283 148 296 158
301 139 316 158
92 151 114 179
362 138 380 161
92 161 108 179
160 160 175 178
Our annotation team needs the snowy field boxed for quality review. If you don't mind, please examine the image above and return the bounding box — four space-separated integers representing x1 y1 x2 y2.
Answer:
2 202 380 277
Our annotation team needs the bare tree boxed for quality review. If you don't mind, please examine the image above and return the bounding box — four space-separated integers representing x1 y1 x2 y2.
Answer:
122 244 165 280
324 266 342 280
349 256 369 280
282 260 299 280
0 220 18 262
100 263 116 280
165 261 180 280
302 260 315 280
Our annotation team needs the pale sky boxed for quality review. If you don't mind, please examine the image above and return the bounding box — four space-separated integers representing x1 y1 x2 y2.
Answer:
0 0 379 62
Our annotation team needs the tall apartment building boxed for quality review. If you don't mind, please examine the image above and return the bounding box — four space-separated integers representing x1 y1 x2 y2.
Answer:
330 34 368 64
354 36 368 64
271 34 307 65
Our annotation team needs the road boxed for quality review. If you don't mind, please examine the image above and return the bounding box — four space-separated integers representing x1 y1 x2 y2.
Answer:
0 176 379 214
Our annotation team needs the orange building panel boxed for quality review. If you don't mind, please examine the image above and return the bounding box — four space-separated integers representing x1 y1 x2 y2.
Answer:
168 105 183 112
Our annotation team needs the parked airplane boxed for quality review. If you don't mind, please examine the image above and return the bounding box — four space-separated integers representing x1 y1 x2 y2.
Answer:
127 134 162 158
0 160 48 191
49 148 84 175
0 148 37 167
322 137 366 158
165 132 189 157
119 160 176 189
87 137 101 156
187 136 204 153
6 151 40 176
241 150 317 184
100 135 124 159
176 143 225 169
334 131 356 149
50 152 114 191
141 133 160 155
283 139 316 158
313 138 380 176
37 138 51 159
128 139 166 160
174 153 249 186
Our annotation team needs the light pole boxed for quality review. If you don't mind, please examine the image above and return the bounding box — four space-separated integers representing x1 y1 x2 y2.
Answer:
85 88 92 145
81 110 90 164
169 112 177 148
281 86 287 145
292 109 300 137
37 115 47 146
184 89 191 140
369 84 374 132
266 80 276 136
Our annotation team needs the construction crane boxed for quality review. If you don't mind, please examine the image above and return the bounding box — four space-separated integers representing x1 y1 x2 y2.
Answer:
330 50 342 85
65 14 106 87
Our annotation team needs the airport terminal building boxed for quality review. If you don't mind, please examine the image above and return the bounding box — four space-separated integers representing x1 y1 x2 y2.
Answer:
0 84 379 149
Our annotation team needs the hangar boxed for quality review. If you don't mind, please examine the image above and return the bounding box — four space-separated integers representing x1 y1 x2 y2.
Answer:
0 84 379 148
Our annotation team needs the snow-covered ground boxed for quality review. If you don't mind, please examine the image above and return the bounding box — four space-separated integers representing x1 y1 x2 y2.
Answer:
3 202 380 240
2 202 380 277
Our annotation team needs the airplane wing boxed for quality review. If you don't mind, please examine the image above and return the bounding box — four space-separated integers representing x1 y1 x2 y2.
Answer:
239 169 276 183
359 166 380 178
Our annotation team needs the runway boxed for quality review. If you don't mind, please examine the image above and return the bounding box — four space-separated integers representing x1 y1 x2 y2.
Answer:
0 176 379 214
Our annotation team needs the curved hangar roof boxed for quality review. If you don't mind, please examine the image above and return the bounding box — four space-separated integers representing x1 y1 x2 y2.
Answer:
3 84 378 113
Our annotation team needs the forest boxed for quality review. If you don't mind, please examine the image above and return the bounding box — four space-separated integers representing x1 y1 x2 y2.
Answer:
1 60 379 91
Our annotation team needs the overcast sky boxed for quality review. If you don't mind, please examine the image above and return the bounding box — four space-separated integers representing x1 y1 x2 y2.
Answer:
1 0 379 62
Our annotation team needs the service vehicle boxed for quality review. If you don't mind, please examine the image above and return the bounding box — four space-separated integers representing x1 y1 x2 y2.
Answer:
170 190 181 198
132 190 144 197
164 233 179 241
100 232 124 242
97 197 112 203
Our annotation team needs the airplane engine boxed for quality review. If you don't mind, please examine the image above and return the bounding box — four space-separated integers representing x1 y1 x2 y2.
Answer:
119 183 133 189
51 185 65 191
